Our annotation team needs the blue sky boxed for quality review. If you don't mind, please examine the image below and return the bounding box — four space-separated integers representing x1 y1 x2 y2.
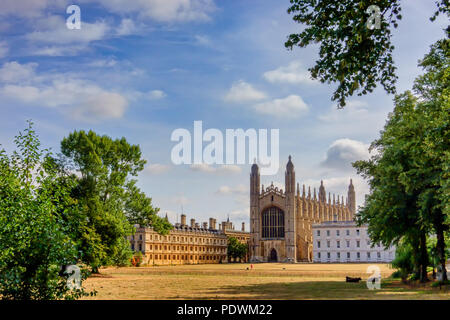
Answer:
0 0 447 229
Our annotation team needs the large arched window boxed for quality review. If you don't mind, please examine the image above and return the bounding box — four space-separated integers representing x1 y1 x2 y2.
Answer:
261 206 285 239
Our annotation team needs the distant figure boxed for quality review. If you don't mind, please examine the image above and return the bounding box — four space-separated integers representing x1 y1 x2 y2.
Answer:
250 264 253 270
346 276 362 283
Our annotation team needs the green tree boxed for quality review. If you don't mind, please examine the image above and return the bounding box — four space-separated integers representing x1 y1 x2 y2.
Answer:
227 237 248 262
60 130 171 272
0 122 92 299
353 40 449 282
285 0 449 107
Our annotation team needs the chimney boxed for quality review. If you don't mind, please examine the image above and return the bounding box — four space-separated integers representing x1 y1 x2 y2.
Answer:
209 218 217 230
195 222 200 228
241 222 245 232
180 214 186 226
203 222 208 229
190 218 195 228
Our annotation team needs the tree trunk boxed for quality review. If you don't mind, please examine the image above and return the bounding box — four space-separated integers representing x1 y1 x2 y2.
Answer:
435 224 448 282
419 231 429 283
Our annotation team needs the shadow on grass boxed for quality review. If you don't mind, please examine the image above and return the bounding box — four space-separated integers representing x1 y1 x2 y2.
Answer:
168 280 448 300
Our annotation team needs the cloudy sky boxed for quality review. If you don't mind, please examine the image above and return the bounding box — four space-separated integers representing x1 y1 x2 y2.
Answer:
0 0 447 229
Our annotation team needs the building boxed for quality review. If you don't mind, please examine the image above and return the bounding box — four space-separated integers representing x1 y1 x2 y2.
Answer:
130 214 250 265
312 221 396 263
249 156 356 262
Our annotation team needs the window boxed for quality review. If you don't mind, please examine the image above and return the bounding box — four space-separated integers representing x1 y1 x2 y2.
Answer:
261 206 285 239
367 240 370 246
346 240 350 248
326 230 330 237
347 252 350 259
318 252 321 259
346 229 350 236
337 240 340 248
377 252 381 259
317 230 320 236
357 240 360 248
356 229 360 236
336 230 340 236
357 252 360 259
131 243 135 251
337 252 340 259
317 241 321 248
327 252 330 259
327 241 330 248
138 244 142 252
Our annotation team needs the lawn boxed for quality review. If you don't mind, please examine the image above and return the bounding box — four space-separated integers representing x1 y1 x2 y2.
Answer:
82 263 450 300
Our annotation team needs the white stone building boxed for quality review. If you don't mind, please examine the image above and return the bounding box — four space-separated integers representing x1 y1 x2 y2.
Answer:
312 221 395 263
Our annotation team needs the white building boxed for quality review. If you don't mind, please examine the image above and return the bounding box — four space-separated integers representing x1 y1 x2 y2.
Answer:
312 221 395 263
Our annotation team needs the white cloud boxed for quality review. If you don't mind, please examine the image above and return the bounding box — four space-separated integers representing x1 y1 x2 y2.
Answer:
319 100 370 122
147 90 166 99
145 163 171 174
194 34 212 46
224 80 267 103
321 139 370 171
116 19 138 36
0 0 66 17
0 61 37 83
0 61 129 122
216 184 247 195
252 95 308 118
26 16 109 45
0 41 9 58
190 164 242 174
82 0 216 23
87 58 118 68
263 61 316 85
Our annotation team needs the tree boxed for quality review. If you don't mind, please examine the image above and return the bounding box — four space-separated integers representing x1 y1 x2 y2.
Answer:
227 237 248 262
353 40 449 282
60 130 171 272
285 0 449 107
0 122 92 299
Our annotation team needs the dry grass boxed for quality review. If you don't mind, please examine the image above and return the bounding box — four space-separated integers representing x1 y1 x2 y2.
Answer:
82 263 450 300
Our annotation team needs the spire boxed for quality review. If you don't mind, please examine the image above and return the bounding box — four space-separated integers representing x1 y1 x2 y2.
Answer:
333 194 335 205
313 187 317 200
328 192 331 204
308 186 311 199
302 184 306 197
297 183 300 196
319 179 326 202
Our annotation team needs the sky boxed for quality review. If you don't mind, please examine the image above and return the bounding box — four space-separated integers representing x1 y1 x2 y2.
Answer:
0 0 447 230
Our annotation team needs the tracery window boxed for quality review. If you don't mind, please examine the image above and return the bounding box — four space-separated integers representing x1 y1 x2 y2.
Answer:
261 206 285 239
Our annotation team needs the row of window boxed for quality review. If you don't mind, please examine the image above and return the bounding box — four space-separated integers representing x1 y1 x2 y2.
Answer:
317 240 381 249
147 254 224 261
317 251 383 259
316 229 361 237
131 234 227 245
131 243 225 253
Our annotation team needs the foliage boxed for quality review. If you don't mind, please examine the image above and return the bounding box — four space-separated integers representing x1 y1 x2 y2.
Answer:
0 122 92 300
60 130 171 271
131 251 144 267
391 240 415 282
227 237 248 262
353 39 449 282
285 0 449 107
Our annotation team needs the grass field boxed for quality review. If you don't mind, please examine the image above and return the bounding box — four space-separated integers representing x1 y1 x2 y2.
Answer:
82 263 450 300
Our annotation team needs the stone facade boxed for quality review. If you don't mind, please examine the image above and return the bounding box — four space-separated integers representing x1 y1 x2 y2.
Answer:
130 214 250 265
312 221 396 263
249 156 356 263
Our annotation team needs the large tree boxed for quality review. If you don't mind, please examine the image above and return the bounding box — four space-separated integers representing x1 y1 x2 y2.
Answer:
60 130 171 271
285 0 449 107
354 39 449 282
0 122 92 299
